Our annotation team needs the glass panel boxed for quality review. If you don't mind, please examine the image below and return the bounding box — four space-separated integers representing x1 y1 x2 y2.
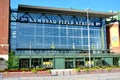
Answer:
13 13 104 51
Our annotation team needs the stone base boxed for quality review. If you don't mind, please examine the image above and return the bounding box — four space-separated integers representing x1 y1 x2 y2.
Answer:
0 55 8 69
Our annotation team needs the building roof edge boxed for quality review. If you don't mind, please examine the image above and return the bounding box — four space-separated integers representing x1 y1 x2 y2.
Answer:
18 4 117 18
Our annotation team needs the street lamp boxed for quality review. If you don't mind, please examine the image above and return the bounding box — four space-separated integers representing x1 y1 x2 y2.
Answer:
29 42 32 54
85 8 91 68
29 42 32 68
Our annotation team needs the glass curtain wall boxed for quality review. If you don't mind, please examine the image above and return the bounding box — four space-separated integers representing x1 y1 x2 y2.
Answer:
16 23 101 49
10 12 106 54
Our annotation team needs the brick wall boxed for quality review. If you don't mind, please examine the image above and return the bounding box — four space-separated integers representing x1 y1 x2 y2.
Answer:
0 0 10 55
107 22 120 54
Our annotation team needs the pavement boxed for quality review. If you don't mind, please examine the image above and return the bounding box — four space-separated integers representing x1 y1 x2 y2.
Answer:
2 72 120 80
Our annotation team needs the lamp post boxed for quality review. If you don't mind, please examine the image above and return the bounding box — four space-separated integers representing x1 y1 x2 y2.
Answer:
29 42 32 68
85 8 91 68
29 42 32 54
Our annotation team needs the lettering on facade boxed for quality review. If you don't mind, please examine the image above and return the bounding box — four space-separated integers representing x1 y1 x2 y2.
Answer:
20 17 28 22
19 16 101 26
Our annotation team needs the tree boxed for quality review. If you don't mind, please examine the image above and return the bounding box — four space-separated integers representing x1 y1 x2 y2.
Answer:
6 51 19 69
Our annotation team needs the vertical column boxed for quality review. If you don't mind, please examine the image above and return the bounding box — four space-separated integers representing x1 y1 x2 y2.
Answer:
93 57 95 66
108 22 120 54
118 58 120 66
66 25 68 48
73 57 76 68
29 57 32 68
101 18 105 51
43 24 44 48
41 58 43 68
83 58 86 67
81 27 83 49
0 0 10 60
59 24 61 48
53 57 55 69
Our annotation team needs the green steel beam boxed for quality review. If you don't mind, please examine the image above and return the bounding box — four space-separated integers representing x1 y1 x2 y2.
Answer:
101 22 105 50
18 54 120 58
17 54 120 69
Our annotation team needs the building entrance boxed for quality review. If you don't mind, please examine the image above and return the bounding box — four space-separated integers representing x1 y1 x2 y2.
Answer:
76 61 84 68
65 61 73 69
19 58 29 68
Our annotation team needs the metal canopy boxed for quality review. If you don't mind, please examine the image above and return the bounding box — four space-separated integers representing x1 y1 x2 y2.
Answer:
18 4 117 18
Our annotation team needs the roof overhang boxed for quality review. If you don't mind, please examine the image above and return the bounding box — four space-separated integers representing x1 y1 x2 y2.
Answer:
18 4 117 18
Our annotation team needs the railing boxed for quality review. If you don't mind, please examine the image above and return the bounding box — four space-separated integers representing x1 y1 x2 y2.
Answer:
14 49 120 57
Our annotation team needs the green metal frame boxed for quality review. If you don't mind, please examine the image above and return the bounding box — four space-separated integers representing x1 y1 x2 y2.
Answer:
17 53 120 69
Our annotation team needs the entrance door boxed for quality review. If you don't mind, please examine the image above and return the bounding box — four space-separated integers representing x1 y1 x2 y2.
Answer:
65 61 73 69
19 58 29 68
31 58 41 68
76 61 84 68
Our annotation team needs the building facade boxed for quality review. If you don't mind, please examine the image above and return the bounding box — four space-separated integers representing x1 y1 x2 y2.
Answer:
106 22 120 53
10 5 120 69
106 12 120 54
0 0 10 69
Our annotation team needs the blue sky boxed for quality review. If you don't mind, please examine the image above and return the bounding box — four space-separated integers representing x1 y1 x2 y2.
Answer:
11 0 120 12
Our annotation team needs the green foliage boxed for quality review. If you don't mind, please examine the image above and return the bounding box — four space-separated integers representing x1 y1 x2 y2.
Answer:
101 66 108 69
36 68 45 71
84 68 89 73
47 69 51 73
111 66 118 68
113 57 119 66
75 67 81 72
90 68 95 72
20 68 30 71
106 67 112 72
9 68 18 71
31 68 37 73
6 51 19 69
93 66 100 69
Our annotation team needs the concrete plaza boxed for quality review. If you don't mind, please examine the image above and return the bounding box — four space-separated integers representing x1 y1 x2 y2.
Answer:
2 72 120 80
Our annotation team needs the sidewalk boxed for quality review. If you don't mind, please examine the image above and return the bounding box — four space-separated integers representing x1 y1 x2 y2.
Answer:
2 72 120 80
